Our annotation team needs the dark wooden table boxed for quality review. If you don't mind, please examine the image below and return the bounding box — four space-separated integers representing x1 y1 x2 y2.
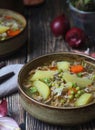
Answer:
1 0 95 129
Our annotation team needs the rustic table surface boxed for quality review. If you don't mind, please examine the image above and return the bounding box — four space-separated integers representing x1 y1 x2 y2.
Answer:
1 0 95 130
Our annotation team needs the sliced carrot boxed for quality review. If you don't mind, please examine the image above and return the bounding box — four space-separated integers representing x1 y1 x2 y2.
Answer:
5 15 12 19
49 66 58 70
7 29 21 37
68 88 77 95
70 65 84 73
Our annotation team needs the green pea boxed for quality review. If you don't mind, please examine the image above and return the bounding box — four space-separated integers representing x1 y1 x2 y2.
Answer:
72 83 77 87
76 87 80 91
77 90 81 95
75 93 80 98
30 87 37 93
68 95 74 99
70 90 74 95
77 73 82 77
92 75 95 80
60 99 65 103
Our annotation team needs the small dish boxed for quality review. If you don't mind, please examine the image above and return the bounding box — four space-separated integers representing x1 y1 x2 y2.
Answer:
0 9 27 57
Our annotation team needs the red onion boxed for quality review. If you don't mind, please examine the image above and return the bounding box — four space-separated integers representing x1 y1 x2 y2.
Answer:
0 99 7 117
90 53 95 58
0 99 21 129
0 117 21 130
50 14 70 37
65 27 87 48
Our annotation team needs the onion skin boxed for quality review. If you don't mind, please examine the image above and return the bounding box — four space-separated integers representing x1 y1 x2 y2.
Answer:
0 100 21 130
90 53 95 58
0 117 21 130
50 14 70 37
65 27 87 48
0 99 7 117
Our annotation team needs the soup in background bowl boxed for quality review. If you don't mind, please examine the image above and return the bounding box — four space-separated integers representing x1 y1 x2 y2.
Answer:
0 15 24 41
18 52 95 125
0 9 27 57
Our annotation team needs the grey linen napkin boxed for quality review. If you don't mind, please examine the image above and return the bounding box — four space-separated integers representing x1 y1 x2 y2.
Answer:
0 64 23 98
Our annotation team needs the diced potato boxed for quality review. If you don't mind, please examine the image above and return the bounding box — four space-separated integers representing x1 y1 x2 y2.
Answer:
57 61 70 71
62 72 92 88
31 70 57 81
75 93 93 107
0 25 9 33
32 80 50 100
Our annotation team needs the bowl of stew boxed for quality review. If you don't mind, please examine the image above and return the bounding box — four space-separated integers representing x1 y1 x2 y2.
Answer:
0 9 27 57
18 52 95 125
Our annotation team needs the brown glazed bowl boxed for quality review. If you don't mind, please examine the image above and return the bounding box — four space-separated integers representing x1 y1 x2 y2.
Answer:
0 9 27 57
18 52 95 125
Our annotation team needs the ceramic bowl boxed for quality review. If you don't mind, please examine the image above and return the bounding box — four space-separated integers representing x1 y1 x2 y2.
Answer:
0 9 27 57
18 52 95 125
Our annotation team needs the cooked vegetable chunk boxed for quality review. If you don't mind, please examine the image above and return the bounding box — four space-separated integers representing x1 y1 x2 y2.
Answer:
70 65 84 73
31 70 57 81
32 80 50 100
57 61 70 71
0 25 9 33
75 93 93 106
63 72 92 88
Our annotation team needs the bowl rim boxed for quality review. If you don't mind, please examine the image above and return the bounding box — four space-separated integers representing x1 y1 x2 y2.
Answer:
0 8 27 43
18 52 95 110
69 2 95 14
